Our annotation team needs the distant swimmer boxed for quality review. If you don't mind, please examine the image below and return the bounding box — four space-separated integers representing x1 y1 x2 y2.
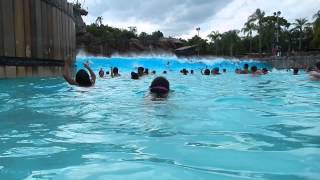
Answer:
131 72 139 80
144 68 149 75
201 68 211 76
138 67 145 77
149 77 170 98
262 68 269 74
309 62 320 80
293 68 299 75
251 66 263 76
63 61 96 87
190 70 194 74
240 64 249 74
181 68 189 75
111 67 121 78
99 68 105 78
211 68 221 75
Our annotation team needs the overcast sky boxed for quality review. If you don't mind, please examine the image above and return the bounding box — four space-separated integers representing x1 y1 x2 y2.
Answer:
72 0 320 39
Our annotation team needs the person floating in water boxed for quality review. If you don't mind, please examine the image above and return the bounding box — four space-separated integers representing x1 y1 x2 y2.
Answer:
63 61 96 87
293 68 299 75
144 68 149 75
181 68 189 75
131 72 139 80
149 77 170 98
163 71 167 74
111 67 121 78
262 68 269 74
99 68 105 78
201 68 211 75
309 62 320 80
151 70 156 75
240 64 249 74
190 70 194 74
211 68 221 75
251 66 263 76
223 69 227 73
138 67 145 77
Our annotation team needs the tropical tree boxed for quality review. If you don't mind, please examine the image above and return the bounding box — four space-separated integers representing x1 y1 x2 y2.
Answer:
241 22 255 53
95 16 103 27
207 31 221 55
220 30 241 56
292 18 311 50
312 10 320 48
248 9 265 54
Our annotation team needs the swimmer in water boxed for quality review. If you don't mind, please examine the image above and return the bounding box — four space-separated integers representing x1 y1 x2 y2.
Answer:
144 68 149 75
240 64 249 74
309 62 320 80
181 68 189 75
131 72 139 80
111 67 121 78
262 68 269 74
149 77 170 98
201 68 211 75
293 68 299 75
99 68 105 78
138 67 144 77
63 61 96 87
211 68 221 75
251 66 263 76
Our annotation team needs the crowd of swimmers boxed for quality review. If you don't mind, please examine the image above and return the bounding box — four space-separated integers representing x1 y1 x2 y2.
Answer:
63 61 320 98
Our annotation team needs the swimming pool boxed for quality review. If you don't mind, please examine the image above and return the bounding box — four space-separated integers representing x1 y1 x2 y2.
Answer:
0 57 319 180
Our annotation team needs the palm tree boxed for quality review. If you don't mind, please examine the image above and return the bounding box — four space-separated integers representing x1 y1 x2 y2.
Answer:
248 9 265 54
207 31 221 55
241 22 255 53
292 18 311 50
312 10 320 48
96 16 103 27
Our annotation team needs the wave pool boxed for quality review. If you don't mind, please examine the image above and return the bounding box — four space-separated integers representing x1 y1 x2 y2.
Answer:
0 57 319 180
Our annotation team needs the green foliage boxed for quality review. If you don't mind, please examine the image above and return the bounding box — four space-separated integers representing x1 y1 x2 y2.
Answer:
79 9 320 56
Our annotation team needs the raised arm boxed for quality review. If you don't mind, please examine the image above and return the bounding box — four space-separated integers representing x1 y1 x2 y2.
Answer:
84 63 96 85
63 61 77 85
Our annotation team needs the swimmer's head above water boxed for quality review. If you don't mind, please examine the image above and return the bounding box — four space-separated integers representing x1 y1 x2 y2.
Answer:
150 77 170 98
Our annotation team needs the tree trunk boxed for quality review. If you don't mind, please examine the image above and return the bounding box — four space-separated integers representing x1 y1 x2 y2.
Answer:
299 33 302 51
259 35 262 54
249 37 252 53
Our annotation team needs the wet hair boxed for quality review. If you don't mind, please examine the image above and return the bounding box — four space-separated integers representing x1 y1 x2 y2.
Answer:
262 68 269 74
223 69 226 73
293 68 299 75
190 70 194 74
106 71 110 75
152 70 156 74
316 62 320 70
204 69 210 75
163 71 167 74
182 68 188 75
113 67 119 74
244 64 249 70
76 69 92 87
251 66 258 73
131 72 139 80
138 67 144 76
99 69 104 77
144 68 149 75
150 77 170 95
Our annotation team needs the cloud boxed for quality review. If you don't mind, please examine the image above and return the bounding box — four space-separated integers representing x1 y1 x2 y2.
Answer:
74 0 320 39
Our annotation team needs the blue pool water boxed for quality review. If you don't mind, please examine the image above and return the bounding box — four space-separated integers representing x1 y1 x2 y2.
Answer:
0 57 320 180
